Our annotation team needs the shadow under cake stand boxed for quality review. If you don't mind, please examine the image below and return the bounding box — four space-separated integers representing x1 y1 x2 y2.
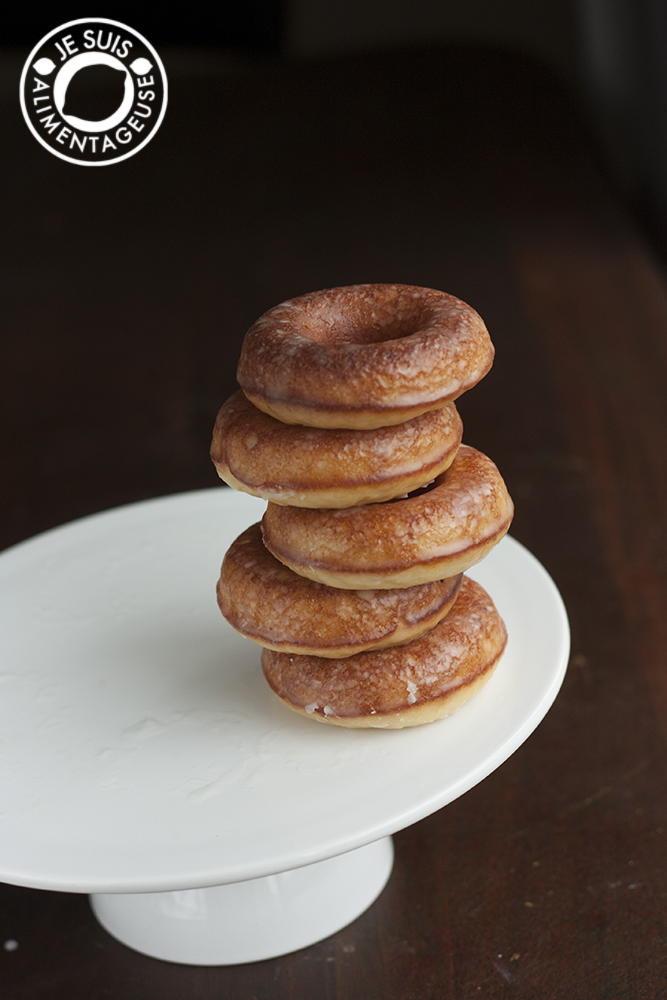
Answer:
0 489 569 965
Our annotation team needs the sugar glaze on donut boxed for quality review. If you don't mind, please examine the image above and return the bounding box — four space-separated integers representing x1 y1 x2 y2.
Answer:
262 445 514 589
261 576 507 728
218 523 463 657
237 284 495 429
210 391 463 508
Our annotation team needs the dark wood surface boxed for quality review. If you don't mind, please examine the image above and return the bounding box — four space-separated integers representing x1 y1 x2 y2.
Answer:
3 43 667 998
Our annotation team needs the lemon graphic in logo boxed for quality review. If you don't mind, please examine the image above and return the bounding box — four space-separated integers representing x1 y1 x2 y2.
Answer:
54 53 134 133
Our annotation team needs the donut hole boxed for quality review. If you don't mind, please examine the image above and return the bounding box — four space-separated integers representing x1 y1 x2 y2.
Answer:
300 298 433 345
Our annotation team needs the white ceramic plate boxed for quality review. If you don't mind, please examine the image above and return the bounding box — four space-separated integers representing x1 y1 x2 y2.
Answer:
0 489 569 894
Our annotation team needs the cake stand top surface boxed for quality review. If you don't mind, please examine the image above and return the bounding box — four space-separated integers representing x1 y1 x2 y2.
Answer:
0 489 569 894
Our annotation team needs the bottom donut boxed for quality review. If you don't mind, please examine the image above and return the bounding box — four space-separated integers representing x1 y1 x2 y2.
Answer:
261 576 507 729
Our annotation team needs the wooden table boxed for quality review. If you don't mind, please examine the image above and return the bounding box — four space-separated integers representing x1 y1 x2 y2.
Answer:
2 43 667 998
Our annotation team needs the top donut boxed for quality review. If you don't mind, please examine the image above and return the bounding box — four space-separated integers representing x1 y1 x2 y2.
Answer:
236 284 495 429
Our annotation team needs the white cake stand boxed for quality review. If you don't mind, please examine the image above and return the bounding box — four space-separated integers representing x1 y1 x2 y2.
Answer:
0 489 569 965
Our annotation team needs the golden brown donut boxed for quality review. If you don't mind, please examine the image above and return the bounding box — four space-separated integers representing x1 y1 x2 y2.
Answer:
237 284 494 429
261 576 507 728
262 445 514 589
210 391 463 508
218 523 463 657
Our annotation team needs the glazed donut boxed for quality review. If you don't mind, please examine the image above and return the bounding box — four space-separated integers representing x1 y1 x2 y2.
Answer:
237 284 494 429
261 576 507 728
210 391 463 508
262 445 514 589
218 523 463 657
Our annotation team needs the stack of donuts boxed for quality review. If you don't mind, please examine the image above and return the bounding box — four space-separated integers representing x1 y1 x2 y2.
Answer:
210 284 514 729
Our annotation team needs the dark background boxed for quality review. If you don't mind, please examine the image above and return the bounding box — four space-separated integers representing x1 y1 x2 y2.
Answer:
3 0 667 232
3 0 667 544
2 1 285 51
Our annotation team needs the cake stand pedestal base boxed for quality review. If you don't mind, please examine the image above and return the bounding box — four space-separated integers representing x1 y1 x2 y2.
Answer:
90 836 394 965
